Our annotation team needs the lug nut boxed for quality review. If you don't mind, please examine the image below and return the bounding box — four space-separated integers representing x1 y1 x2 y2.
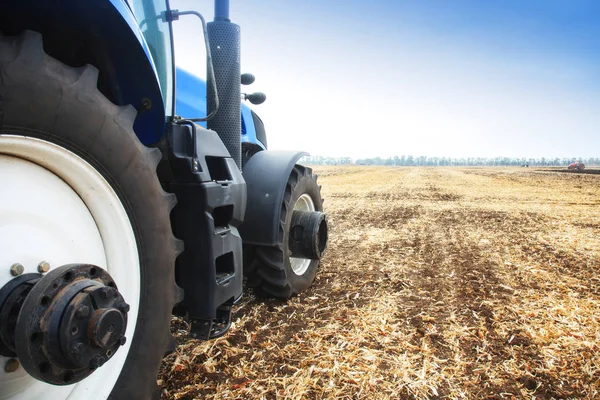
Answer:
5 358 20 373
100 287 113 299
38 261 50 273
119 336 127 346
89 355 106 370
118 303 130 313
5 359 19 373
97 356 106 367
10 263 24 276
76 305 90 318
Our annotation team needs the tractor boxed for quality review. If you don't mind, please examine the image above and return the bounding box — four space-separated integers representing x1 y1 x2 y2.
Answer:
0 0 328 398
568 161 585 171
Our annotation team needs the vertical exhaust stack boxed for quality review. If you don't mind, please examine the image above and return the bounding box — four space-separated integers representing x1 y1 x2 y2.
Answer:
207 0 242 169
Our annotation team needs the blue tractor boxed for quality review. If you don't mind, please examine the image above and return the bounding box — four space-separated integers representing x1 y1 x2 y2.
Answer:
0 1 328 398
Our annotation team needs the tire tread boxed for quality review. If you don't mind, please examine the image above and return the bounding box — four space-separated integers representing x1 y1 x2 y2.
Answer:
243 165 323 299
0 31 179 400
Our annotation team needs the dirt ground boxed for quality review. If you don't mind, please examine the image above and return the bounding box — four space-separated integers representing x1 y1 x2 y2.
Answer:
159 166 600 399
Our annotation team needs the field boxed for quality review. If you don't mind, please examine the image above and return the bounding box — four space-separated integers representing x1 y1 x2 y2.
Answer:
159 166 600 399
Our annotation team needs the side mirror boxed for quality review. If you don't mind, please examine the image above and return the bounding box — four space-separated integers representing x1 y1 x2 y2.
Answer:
246 92 266 105
241 73 255 85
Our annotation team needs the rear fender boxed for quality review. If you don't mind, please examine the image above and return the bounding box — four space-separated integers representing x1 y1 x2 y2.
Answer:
0 0 165 145
240 151 308 246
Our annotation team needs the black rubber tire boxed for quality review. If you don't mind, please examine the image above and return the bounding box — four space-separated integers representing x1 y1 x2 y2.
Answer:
245 165 324 299
0 31 181 399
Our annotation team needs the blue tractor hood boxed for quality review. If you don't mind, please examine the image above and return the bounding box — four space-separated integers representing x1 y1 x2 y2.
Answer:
175 67 263 149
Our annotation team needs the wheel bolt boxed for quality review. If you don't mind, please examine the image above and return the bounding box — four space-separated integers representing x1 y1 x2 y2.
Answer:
10 263 24 276
89 355 106 370
119 336 127 346
142 97 152 110
100 287 112 299
5 358 19 373
118 303 130 313
89 355 102 369
76 305 90 318
38 261 50 273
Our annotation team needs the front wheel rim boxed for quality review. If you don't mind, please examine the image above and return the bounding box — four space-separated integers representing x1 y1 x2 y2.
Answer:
289 193 315 276
0 135 140 400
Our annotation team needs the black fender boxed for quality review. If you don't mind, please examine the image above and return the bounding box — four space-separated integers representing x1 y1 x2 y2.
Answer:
240 150 308 246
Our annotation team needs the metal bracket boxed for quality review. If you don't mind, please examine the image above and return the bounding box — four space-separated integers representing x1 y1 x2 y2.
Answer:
189 303 233 340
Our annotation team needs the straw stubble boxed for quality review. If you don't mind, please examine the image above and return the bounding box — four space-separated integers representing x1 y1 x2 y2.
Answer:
160 166 600 399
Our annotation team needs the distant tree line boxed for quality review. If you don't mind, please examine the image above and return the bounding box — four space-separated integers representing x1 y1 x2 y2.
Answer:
304 155 600 167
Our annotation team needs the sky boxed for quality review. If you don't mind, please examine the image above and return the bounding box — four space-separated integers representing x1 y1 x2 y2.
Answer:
171 0 600 159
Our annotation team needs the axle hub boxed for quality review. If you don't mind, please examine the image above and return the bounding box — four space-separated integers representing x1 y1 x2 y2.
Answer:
288 210 328 260
0 264 129 385
0 273 41 357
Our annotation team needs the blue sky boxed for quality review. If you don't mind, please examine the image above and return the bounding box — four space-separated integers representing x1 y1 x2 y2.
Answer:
173 0 600 159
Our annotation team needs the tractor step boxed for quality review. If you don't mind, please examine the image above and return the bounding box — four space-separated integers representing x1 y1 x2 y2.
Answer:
189 304 232 340
215 272 235 286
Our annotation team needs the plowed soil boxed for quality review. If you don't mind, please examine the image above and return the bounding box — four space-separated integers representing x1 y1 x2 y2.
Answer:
159 167 600 399
545 168 600 176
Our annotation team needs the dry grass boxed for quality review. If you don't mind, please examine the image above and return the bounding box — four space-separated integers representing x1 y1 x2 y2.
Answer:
159 166 600 399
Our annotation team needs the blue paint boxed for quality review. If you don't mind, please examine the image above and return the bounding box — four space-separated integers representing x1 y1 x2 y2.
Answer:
175 67 265 149
99 0 165 144
240 102 263 149
110 0 158 79
0 0 166 144
45 1 265 148
175 68 208 127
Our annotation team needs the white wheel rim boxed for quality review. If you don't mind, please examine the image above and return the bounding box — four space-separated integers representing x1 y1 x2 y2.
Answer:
290 193 315 276
0 135 140 400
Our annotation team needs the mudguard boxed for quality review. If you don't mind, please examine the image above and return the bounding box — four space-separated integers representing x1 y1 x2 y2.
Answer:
0 0 165 145
240 150 308 246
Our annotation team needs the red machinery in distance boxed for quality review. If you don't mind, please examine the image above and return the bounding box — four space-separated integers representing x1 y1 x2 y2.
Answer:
568 161 585 171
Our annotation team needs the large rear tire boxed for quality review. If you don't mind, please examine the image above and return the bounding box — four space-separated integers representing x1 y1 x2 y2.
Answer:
0 31 179 399
245 165 324 299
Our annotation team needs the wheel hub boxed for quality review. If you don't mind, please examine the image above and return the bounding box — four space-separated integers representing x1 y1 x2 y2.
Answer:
0 135 140 397
288 210 328 260
0 273 41 358
0 264 129 385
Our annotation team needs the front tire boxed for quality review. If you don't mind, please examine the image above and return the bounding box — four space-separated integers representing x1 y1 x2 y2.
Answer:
245 165 324 298
0 31 179 399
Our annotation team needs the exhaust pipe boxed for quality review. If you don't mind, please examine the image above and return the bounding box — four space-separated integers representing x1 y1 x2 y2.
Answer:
207 0 242 169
